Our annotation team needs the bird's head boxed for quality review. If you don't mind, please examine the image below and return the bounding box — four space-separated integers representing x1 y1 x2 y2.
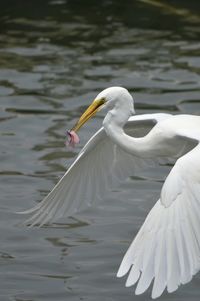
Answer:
70 87 134 133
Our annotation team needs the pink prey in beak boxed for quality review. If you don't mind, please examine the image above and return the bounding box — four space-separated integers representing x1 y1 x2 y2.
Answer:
66 130 80 148
65 97 105 148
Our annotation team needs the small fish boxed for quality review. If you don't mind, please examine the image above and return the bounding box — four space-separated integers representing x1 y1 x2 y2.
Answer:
66 130 80 147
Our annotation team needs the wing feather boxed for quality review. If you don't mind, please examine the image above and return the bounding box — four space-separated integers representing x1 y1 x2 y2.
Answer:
20 113 171 226
117 141 200 298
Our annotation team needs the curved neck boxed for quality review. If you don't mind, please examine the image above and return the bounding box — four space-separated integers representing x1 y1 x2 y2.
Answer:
103 105 154 158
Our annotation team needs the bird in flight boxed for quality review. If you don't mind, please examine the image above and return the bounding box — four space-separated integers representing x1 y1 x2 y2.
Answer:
21 87 200 298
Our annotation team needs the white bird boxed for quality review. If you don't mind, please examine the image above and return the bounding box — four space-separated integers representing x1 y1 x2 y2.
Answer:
21 86 200 298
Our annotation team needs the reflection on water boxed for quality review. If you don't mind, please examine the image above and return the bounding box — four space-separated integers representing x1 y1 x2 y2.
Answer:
0 0 200 300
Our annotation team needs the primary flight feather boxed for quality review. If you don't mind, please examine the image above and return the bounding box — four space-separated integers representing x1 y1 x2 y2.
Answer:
21 87 200 298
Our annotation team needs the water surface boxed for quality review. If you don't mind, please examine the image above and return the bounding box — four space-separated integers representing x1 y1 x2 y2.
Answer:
0 1 200 300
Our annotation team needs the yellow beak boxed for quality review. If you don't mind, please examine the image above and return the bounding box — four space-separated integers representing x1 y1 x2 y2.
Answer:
71 98 105 132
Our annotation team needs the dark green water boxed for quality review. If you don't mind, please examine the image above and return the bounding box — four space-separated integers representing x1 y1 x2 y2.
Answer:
0 0 200 300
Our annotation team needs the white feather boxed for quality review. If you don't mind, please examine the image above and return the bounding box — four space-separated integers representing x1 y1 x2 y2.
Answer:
20 113 170 227
118 141 200 298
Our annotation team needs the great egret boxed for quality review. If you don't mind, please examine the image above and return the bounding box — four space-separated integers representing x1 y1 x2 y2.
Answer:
21 87 200 298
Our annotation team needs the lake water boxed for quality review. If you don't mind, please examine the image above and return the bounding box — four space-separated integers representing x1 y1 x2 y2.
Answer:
1 0 200 300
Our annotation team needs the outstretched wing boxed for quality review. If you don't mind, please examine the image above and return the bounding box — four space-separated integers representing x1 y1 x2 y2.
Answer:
117 130 200 299
20 113 171 227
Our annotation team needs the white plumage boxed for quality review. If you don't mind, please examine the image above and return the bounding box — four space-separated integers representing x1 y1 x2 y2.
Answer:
21 87 200 298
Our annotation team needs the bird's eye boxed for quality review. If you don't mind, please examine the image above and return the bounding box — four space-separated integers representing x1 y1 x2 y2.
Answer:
98 98 106 106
